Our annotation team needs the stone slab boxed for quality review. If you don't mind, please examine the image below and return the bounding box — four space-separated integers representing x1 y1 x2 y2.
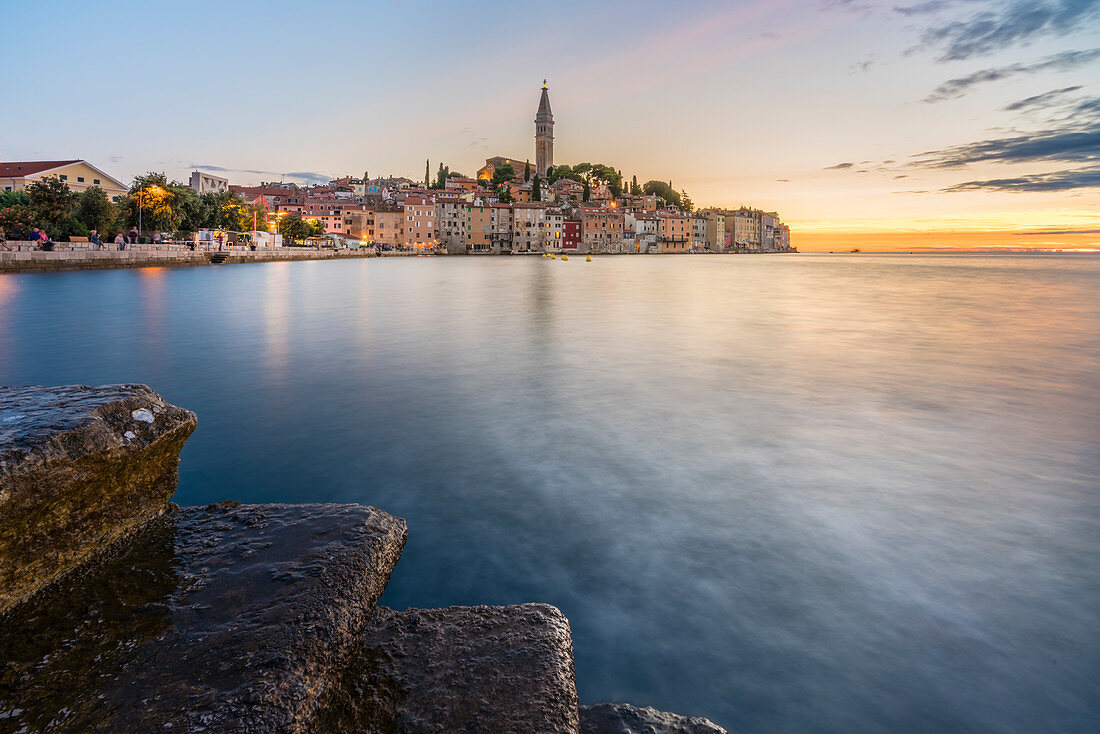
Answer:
580 703 729 734
319 603 580 733
0 501 407 732
0 384 197 613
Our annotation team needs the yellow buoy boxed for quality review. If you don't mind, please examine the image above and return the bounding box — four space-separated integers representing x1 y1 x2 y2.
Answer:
561 254 569 261
586 256 592 262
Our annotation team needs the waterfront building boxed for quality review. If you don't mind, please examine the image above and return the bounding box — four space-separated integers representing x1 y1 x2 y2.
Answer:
535 81 554 177
544 207 565 252
489 203 514 254
561 220 581 250
467 203 492 253
577 206 624 253
403 195 438 249
373 205 403 248
0 159 127 199
437 199 470 254
657 211 690 253
701 210 727 252
511 202 547 253
730 208 762 250
692 215 708 251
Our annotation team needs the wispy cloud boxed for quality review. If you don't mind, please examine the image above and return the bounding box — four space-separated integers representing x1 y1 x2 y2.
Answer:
825 162 855 169
943 165 1100 191
913 127 1100 167
1004 85 1084 110
190 164 332 185
923 48 1100 101
918 0 1100 61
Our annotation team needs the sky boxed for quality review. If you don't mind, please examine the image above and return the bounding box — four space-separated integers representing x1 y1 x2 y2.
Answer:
3 0 1099 250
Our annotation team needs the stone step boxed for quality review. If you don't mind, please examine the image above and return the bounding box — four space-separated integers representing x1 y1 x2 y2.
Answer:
0 384 197 614
0 501 407 732
318 603 581 733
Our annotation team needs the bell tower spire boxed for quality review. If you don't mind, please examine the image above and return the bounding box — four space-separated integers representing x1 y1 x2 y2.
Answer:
535 81 554 177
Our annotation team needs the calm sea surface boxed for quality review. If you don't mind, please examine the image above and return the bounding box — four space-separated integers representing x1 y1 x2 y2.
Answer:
1 254 1098 732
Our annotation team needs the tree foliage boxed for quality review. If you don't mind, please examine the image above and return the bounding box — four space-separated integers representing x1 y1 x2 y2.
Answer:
26 177 77 230
642 180 682 209
430 164 466 189
75 187 118 235
630 175 641 196
524 160 531 182
278 214 312 243
532 174 541 202
490 162 516 186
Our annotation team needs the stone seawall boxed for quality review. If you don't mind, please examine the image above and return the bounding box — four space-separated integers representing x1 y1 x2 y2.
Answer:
0 246 380 272
0 385 728 733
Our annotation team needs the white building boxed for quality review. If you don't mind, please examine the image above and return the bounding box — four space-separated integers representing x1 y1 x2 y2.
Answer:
190 171 230 195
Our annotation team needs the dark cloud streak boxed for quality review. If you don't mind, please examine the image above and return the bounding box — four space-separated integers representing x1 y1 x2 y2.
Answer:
1004 85 1083 110
923 48 1100 101
943 166 1100 191
919 0 1100 62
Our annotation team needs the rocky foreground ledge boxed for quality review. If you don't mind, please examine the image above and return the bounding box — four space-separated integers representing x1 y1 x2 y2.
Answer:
0 385 727 733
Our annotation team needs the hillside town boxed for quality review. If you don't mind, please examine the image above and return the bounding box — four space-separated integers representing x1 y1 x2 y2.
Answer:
1 83 793 255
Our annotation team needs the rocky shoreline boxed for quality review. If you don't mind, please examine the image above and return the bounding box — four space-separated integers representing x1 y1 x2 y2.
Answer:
0 384 727 733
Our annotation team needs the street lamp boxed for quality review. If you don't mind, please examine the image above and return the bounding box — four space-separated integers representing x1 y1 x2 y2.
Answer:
137 184 163 243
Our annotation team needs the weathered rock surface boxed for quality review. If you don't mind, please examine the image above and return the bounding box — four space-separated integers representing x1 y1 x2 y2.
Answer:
0 384 197 614
581 703 729 734
319 603 580 733
0 501 407 733
580 702 729 734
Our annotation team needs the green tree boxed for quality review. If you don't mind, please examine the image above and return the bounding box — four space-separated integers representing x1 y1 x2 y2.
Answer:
75 186 118 235
491 162 516 186
642 180 682 209
532 174 541 202
630 175 641 196
497 183 513 204
0 190 30 208
425 159 431 187
278 214 311 244
582 180 590 202
307 218 325 236
26 177 77 230
680 190 694 213
524 160 531 182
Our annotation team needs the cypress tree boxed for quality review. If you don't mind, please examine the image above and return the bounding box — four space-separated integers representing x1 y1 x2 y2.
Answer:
582 180 590 202
532 174 541 202
524 160 531 182
426 160 431 187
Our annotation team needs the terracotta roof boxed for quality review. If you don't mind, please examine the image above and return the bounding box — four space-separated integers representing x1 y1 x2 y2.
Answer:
0 160 82 177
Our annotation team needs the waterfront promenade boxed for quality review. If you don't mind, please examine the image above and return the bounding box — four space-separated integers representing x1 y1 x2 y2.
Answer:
0 243 383 272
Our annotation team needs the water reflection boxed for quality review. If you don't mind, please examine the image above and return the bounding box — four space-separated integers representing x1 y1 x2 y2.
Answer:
0 255 1097 733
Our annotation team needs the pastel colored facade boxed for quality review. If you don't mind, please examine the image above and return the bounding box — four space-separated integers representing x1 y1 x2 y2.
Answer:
190 171 229 195
657 211 690 253
467 204 492 252
701 210 727 252
544 208 565 251
0 160 127 199
578 207 624 253
403 196 437 249
373 208 403 248
444 177 481 193
730 209 761 249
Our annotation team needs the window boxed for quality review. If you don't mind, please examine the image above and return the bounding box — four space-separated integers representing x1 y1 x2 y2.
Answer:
60 174 68 181
77 176 85 183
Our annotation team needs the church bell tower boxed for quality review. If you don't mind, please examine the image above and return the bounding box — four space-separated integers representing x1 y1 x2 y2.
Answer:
535 80 554 177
